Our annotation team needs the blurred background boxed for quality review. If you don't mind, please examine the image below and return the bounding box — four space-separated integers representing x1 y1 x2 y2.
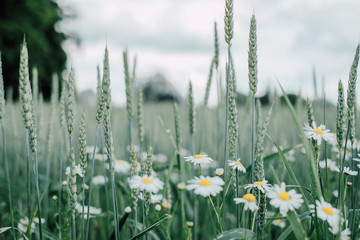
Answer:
1 0 360 106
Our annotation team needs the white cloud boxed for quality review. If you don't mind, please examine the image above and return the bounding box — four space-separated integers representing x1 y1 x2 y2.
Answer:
58 0 360 106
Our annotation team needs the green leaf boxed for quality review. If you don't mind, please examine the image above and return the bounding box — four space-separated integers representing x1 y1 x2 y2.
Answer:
277 82 322 200
129 214 172 240
267 134 309 209
216 228 256 240
0 227 29 239
263 144 303 162
286 211 308 240
278 211 311 240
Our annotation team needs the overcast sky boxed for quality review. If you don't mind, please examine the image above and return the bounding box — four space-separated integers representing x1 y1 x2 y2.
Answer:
58 0 360 106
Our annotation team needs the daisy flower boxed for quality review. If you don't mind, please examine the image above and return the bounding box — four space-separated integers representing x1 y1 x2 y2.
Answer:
114 159 131 174
65 164 84 177
186 176 225 197
162 199 172 209
185 154 213 165
266 182 304 216
128 175 164 193
343 167 358 176
244 180 271 193
92 175 108 186
138 193 163 203
75 203 102 218
303 122 334 145
319 159 340 172
272 219 286 228
234 193 258 212
339 228 351 240
215 168 224 176
309 197 341 234
228 159 246 173
86 146 99 155
95 153 107 161
17 217 35 233
155 153 168 163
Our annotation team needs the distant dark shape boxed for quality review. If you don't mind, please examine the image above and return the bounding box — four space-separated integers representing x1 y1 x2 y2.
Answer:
0 0 71 100
235 91 306 106
279 93 301 106
142 73 183 103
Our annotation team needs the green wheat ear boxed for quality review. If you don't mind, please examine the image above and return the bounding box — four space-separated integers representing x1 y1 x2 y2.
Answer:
255 103 273 232
227 63 238 162
96 64 104 125
248 14 258 96
137 88 144 144
224 0 233 47
66 68 75 139
188 81 196 136
123 50 133 120
130 145 139 208
79 111 87 176
346 45 359 118
203 58 214 107
18 38 37 152
336 80 345 151
214 21 219 70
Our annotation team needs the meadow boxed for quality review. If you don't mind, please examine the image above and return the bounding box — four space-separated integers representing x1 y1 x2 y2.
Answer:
1 0 360 239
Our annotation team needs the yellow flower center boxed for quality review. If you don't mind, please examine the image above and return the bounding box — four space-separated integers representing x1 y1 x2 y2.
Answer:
235 161 242 165
322 207 333 215
194 154 203 159
142 178 152 184
137 162 141 167
278 191 291 201
162 202 170 209
275 219 281 223
118 160 125 164
243 193 256 202
200 178 212 186
254 181 263 186
314 129 324 135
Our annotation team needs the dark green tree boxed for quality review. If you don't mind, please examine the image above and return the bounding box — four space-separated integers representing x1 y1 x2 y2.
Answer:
0 0 68 100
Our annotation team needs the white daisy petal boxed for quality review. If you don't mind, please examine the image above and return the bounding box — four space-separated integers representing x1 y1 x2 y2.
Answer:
186 176 224 197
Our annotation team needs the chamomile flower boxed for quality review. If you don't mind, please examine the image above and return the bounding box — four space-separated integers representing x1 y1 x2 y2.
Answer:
319 159 340 172
234 193 258 212
138 193 163 203
310 197 341 234
215 168 224 176
114 159 131 174
75 203 102 218
339 228 351 240
228 159 246 173
17 217 35 233
303 122 334 145
343 167 358 176
186 176 225 197
65 164 84 177
244 180 271 193
162 199 172 209
92 175 108 185
266 182 304 216
128 175 164 193
86 146 99 155
95 153 107 161
185 154 213 165
272 219 286 228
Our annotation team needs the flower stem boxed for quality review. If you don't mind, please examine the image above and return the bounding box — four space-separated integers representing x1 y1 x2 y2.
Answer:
86 126 100 240
1 119 15 239
208 196 223 233
32 137 43 240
